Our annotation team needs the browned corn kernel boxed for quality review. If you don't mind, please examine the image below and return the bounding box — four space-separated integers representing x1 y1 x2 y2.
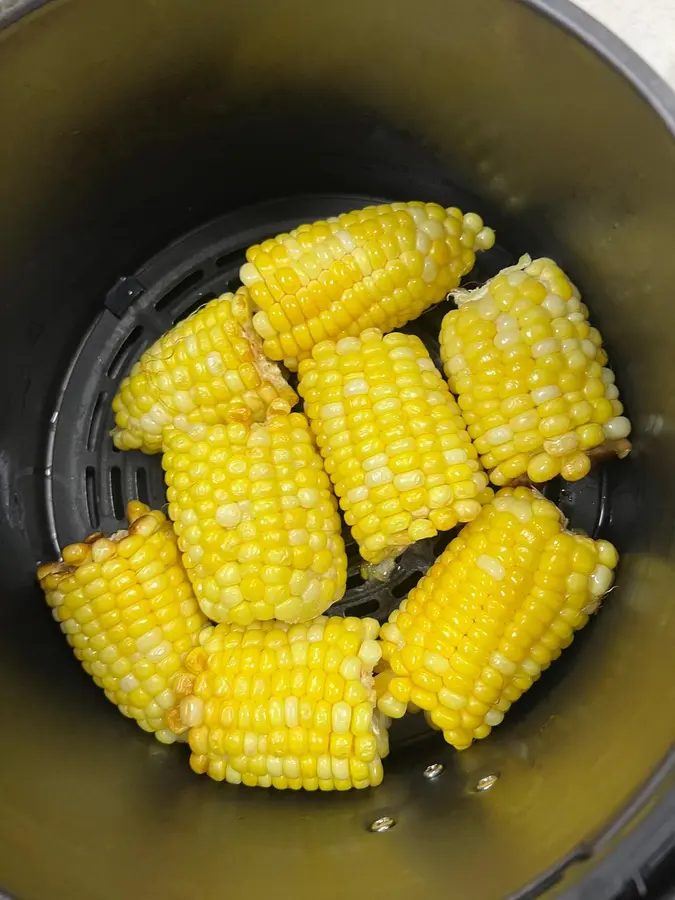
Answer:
241 201 495 370
440 257 631 485
376 487 618 749
174 616 388 790
297 329 492 568
162 406 347 625
36 502 209 743
112 288 298 454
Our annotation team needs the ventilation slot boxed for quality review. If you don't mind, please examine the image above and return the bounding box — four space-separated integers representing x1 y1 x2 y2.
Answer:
135 468 150 505
154 269 204 312
173 291 217 325
85 466 99 527
346 596 380 617
346 572 363 592
108 326 143 379
87 393 107 452
215 249 244 270
392 570 423 600
110 466 125 520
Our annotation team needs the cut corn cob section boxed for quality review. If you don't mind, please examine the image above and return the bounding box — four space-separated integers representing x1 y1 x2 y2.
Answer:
112 288 298 454
376 487 617 749
297 329 492 568
170 616 389 790
241 201 495 370
36 501 209 743
440 257 631 485
162 405 347 625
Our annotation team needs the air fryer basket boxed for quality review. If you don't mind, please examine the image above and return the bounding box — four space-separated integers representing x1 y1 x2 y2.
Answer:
1 1 675 899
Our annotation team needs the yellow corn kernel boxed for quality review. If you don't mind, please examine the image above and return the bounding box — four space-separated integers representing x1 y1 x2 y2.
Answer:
163 409 347 623
377 488 618 749
440 257 631 485
36 502 209 743
174 616 388 790
241 203 495 370
111 288 298 453
297 329 492 567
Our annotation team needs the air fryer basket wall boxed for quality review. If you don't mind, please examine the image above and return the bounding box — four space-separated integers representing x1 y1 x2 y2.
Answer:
1 1 675 899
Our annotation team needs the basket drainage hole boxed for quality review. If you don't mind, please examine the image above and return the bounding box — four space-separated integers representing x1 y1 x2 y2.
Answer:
135 468 150 505
346 597 380 617
85 466 99 528
154 269 204 313
392 571 422 600
110 467 125 520
346 572 363 591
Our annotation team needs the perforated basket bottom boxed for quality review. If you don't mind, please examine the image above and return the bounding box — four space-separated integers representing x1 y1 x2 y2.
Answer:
45 194 611 625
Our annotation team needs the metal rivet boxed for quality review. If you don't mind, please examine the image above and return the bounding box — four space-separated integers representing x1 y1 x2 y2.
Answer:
368 815 396 833
475 773 499 792
423 763 444 780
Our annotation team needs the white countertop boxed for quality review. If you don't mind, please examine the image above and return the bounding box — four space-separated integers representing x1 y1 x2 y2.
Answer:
573 0 675 88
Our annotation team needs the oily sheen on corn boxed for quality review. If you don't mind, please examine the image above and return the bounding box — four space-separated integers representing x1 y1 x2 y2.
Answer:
112 289 298 454
162 409 347 624
36 502 209 743
172 616 388 790
241 201 495 370
440 257 631 485
297 329 492 566
376 487 618 749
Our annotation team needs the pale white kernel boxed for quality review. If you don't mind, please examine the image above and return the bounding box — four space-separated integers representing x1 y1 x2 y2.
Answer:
490 652 517 676
531 385 562 405
476 554 506 580
422 257 438 283
363 453 389 472
486 425 513 446
336 336 362 356
343 378 369 396
590 564 614 598
496 314 518 331
364 467 394 488
542 293 566 317
604 416 631 439
347 486 369 504
321 402 345 419
532 338 560 358
216 503 242 528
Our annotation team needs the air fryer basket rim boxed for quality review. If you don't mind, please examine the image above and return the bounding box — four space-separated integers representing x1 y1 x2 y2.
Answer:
2 1 675 899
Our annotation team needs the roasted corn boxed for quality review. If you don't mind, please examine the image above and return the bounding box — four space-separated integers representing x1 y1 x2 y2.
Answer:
297 329 492 569
112 289 298 454
162 404 347 624
36 502 209 743
241 201 495 370
170 616 389 790
376 487 618 749
440 257 631 485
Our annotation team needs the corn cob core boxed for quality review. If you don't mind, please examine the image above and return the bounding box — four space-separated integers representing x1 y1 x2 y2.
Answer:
297 328 492 567
172 616 389 790
376 487 618 750
36 501 209 744
240 201 495 371
440 257 631 485
162 407 347 625
111 289 298 454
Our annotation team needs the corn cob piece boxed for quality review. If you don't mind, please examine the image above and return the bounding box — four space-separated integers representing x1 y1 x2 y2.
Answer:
440 257 631 486
376 487 618 749
241 201 495 370
162 405 347 625
36 502 209 743
112 289 298 454
297 328 492 569
170 616 389 790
